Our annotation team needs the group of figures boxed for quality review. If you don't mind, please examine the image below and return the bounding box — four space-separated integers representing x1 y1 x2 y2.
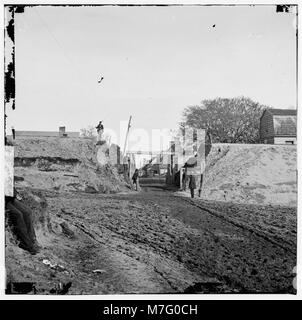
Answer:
96 121 203 197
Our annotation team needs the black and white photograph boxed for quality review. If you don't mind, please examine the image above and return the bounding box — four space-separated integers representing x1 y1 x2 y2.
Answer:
2 2 298 297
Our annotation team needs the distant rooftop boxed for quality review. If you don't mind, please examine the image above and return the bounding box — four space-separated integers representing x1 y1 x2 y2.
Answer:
267 109 297 116
273 116 296 136
15 130 79 138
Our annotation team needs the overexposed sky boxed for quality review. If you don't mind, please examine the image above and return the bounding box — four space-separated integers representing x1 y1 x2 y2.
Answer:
6 5 297 150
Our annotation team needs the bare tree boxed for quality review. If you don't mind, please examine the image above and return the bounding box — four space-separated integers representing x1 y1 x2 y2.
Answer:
182 96 268 143
80 126 96 138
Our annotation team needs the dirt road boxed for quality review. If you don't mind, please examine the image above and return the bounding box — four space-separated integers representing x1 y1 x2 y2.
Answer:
6 186 296 294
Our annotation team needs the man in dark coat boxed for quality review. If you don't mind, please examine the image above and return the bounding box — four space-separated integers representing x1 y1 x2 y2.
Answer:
95 121 104 143
5 189 39 254
95 121 104 133
132 169 139 191
189 175 196 198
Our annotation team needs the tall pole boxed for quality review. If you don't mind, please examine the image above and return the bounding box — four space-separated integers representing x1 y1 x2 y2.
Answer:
123 115 132 158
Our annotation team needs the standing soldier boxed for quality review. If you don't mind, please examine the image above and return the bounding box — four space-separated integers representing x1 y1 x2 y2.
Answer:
95 121 104 142
132 169 139 191
189 175 196 198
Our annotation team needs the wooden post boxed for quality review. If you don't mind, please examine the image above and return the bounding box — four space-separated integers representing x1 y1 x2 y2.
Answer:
128 156 131 180
123 115 132 159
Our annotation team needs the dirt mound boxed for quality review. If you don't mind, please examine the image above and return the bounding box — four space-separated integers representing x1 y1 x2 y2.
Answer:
5 187 80 292
13 137 129 193
6 137 133 292
200 144 297 206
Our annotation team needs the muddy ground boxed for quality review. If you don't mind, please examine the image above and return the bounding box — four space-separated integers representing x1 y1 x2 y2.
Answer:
6 186 296 294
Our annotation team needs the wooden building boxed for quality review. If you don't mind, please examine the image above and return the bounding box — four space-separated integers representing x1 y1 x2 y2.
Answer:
260 109 297 145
